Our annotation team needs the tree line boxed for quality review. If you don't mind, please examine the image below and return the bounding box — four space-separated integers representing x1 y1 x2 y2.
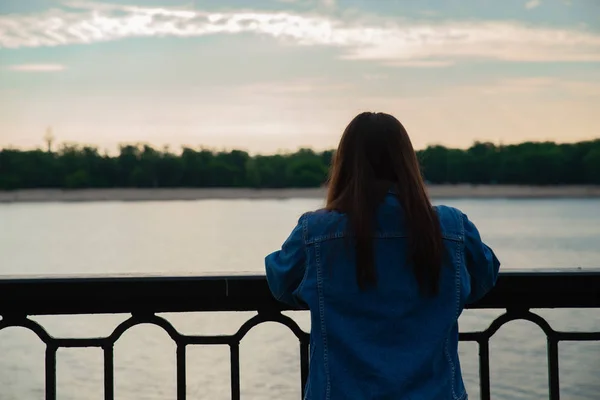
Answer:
0 140 599 190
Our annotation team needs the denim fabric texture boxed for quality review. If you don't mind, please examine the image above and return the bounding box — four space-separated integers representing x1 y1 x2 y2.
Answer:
265 192 500 400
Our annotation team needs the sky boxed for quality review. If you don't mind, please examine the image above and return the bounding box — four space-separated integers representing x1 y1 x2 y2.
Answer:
0 0 599 154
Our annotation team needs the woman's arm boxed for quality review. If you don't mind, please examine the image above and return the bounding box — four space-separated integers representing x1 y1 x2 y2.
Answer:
264 215 307 307
462 213 501 304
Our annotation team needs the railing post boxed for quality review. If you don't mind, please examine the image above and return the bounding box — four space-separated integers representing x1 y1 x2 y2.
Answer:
547 338 560 400
230 342 241 400
45 344 57 400
478 340 491 400
103 343 114 400
177 344 187 400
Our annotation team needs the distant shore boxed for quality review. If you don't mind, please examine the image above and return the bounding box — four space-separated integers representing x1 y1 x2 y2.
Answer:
1 185 600 203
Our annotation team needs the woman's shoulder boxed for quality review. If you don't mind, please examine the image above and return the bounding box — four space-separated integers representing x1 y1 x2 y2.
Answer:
434 204 463 217
433 205 466 237
301 208 344 224
302 207 340 217
299 209 347 241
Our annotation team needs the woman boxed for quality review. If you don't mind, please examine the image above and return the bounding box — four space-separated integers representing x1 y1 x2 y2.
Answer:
265 112 500 400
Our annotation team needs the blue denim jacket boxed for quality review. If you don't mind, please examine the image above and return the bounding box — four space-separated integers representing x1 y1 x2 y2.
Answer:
265 193 500 400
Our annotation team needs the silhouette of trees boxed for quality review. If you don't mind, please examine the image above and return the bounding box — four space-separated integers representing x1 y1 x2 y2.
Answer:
1 140 599 190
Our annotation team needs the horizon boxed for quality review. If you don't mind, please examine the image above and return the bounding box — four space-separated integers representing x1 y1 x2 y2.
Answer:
1 0 599 153
2 134 598 157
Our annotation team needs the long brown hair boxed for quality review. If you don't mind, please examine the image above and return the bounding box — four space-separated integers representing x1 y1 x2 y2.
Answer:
326 112 443 295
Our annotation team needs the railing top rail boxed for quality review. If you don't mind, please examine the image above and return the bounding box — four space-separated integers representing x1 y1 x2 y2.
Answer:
1 268 598 281
0 270 599 317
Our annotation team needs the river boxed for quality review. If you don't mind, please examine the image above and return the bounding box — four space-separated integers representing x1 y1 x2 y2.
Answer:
1 198 599 399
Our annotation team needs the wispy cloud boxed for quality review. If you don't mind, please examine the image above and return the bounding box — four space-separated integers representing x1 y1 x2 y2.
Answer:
274 0 308 4
382 60 455 68
497 77 600 97
1 1 599 64
418 10 439 17
525 0 542 10
443 77 600 98
363 73 388 81
7 63 67 72
237 78 351 95
320 0 336 9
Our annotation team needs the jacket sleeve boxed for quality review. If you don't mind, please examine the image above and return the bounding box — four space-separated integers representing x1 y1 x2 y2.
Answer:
462 212 501 304
264 214 307 307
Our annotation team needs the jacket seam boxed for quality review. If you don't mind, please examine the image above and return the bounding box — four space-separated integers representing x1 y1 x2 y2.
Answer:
453 207 467 400
304 343 315 400
447 207 464 400
315 242 330 400
444 336 457 400
295 215 311 297
306 233 463 244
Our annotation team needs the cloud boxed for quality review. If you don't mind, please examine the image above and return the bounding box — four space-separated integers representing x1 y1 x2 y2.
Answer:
525 0 542 9
7 64 67 72
275 0 336 8
418 10 439 17
363 73 388 81
1 1 599 64
320 0 336 9
382 60 455 68
237 78 352 95
499 77 600 97
441 77 600 98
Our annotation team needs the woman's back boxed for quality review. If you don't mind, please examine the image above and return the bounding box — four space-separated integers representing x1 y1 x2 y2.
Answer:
265 111 500 399
266 195 499 399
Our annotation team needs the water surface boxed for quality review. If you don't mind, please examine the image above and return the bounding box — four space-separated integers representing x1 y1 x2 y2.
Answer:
1 199 599 399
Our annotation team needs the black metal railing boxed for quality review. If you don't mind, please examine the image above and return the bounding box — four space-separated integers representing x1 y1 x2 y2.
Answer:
0 270 599 400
